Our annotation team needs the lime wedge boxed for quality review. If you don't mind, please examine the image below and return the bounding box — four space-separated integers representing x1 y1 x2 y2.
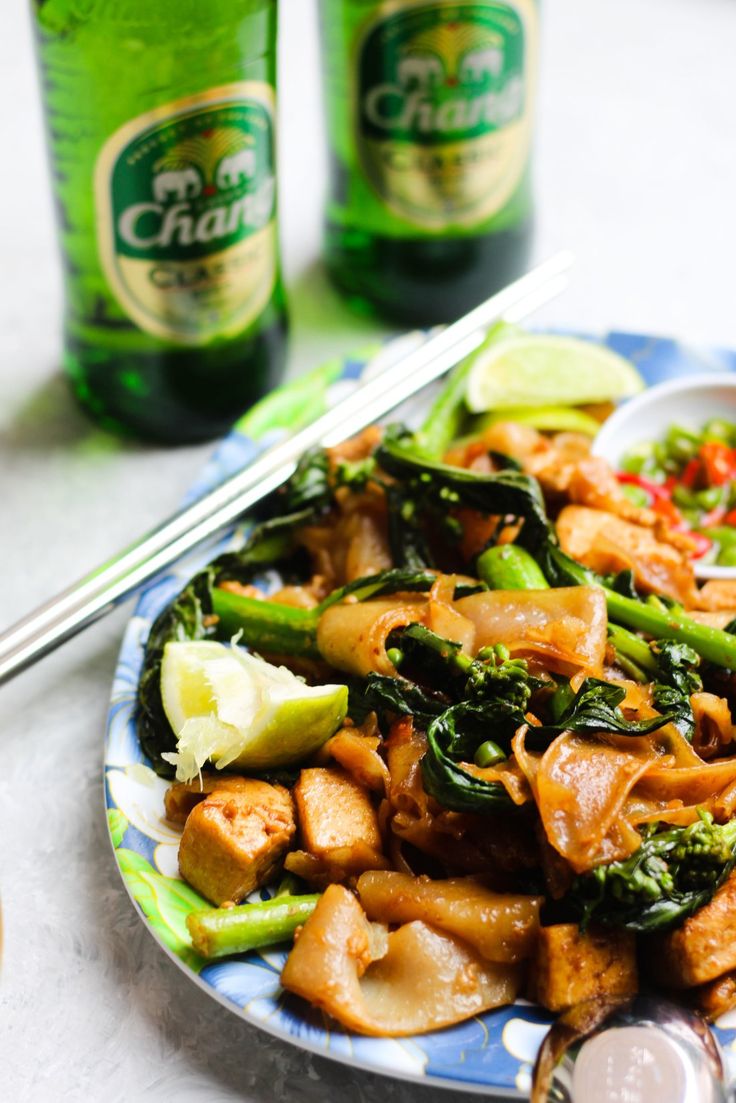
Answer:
476 405 603 436
464 334 644 414
160 640 348 781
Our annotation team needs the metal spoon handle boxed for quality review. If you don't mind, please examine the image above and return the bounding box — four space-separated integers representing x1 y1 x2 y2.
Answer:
0 251 572 685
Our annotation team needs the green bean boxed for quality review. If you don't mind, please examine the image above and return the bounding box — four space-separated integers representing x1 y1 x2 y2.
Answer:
474 740 506 768
187 894 321 959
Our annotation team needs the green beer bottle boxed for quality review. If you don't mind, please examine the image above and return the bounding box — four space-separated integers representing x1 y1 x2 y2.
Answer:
319 0 538 325
32 0 287 443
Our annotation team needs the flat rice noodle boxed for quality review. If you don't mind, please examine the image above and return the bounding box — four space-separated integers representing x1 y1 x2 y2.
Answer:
691 692 734 760
531 730 657 872
319 729 390 793
385 718 429 819
317 595 427 676
357 871 542 963
428 574 476 654
281 884 521 1035
634 755 736 806
341 509 394 583
385 720 537 875
456 759 533 806
511 727 543 799
455 587 608 677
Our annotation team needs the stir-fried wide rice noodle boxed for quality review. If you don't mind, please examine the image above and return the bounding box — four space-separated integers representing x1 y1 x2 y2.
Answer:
427 574 477 653
455 586 608 676
317 726 390 793
356 871 542 963
280 885 521 1036
153 406 736 1037
691 692 735 759
457 758 533 805
384 717 430 820
316 596 431 676
529 730 656 872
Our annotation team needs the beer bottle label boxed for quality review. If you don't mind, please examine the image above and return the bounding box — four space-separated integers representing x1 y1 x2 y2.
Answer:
346 0 536 233
95 83 277 345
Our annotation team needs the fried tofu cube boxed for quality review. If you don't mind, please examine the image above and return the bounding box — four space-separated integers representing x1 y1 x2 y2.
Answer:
178 779 295 906
165 773 254 825
691 970 736 1022
533 923 637 1012
648 872 736 988
287 767 386 885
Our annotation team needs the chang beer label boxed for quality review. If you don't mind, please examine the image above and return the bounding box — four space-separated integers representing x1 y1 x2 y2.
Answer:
95 83 277 345
356 1 536 230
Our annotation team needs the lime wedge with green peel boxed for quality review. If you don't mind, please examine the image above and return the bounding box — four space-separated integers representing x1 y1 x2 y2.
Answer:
464 334 644 414
160 640 348 782
475 405 603 436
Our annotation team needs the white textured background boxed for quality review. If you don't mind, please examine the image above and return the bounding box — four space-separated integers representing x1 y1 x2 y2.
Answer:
2 1 736 1100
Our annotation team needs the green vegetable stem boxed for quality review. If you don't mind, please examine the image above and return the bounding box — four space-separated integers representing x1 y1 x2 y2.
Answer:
477 544 550 591
187 893 321 959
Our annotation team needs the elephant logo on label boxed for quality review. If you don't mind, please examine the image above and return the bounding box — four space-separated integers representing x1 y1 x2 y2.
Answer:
152 166 202 202
151 126 257 201
398 24 506 90
397 52 444 89
460 45 504 84
216 148 257 191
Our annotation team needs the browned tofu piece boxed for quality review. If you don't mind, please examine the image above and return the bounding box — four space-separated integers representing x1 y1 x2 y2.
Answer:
533 923 637 1012
178 779 295 906
287 767 386 885
648 872 736 988
165 773 254 825
691 970 736 1022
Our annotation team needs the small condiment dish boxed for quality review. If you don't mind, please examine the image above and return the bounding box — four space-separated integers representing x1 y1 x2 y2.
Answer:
592 373 736 581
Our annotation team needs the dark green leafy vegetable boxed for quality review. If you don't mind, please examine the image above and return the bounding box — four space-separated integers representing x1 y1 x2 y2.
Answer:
567 812 736 932
352 673 447 731
376 425 551 558
137 566 218 771
422 703 517 813
394 623 539 709
525 677 678 746
281 446 332 513
652 640 703 696
650 640 702 741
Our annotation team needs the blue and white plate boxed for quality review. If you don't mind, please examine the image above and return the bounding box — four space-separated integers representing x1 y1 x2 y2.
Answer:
104 330 736 1097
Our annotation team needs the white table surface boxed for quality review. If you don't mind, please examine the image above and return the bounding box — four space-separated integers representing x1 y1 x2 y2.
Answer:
2 1 736 1099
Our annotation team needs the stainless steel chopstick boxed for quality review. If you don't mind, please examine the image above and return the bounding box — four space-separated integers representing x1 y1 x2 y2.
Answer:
0 251 572 685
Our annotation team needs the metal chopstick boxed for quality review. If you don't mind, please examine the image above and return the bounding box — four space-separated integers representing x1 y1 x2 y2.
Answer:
0 251 572 685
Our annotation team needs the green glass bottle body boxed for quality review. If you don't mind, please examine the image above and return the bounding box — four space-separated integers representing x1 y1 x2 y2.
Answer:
32 0 287 443
319 0 538 326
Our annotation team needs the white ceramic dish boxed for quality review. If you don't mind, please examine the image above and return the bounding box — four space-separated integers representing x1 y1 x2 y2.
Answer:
592 373 736 580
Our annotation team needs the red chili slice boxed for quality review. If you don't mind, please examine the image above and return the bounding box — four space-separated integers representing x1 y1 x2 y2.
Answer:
679 459 701 489
699 441 736 487
616 472 671 502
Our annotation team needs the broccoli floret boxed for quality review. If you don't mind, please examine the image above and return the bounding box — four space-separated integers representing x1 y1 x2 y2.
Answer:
569 811 736 932
464 647 533 711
